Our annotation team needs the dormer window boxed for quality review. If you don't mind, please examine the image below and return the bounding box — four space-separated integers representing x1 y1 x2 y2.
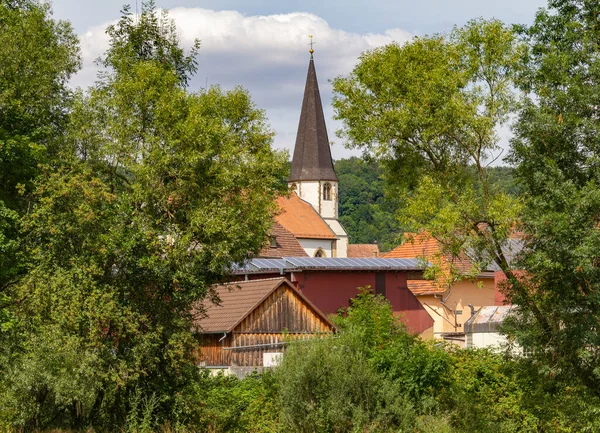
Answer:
323 183 332 201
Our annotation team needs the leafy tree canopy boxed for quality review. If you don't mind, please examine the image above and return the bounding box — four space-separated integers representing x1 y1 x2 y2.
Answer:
506 0 600 394
333 19 523 275
335 157 403 251
0 0 79 293
0 3 288 430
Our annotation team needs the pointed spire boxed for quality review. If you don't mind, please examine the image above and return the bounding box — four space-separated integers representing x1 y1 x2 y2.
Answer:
289 52 338 182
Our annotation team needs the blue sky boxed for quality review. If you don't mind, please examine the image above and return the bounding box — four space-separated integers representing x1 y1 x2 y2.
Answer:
51 0 548 161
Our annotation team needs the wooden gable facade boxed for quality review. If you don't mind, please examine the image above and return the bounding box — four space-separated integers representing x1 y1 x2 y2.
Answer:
197 278 334 368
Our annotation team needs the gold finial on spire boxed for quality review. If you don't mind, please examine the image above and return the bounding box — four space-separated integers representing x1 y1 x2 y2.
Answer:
308 35 315 55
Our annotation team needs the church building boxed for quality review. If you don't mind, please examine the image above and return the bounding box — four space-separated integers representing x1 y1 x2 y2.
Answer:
275 48 349 258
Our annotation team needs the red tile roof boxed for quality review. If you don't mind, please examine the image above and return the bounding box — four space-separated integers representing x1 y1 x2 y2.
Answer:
384 232 439 259
384 232 473 274
407 280 447 296
347 244 380 258
259 222 308 258
275 192 337 239
196 278 333 333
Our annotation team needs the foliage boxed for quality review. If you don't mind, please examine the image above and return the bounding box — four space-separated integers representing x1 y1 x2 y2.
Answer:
0 1 80 428
334 157 521 251
0 0 80 204
183 371 279 433
0 2 287 431
335 157 403 251
103 0 199 87
333 19 524 282
0 0 79 310
277 289 452 433
505 0 600 395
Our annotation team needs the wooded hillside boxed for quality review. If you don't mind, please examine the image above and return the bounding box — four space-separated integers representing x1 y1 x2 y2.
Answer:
335 157 520 251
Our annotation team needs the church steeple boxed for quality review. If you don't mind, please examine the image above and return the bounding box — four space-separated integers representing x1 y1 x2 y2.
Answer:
288 50 337 182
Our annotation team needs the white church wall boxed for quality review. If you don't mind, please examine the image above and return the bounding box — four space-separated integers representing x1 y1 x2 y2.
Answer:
294 181 338 219
298 238 334 258
323 219 348 257
295 181 320 213
320 182 337 219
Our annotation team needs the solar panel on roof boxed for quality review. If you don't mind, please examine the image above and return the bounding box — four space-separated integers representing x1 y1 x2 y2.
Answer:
229 261 252 271
282 257 424 270
229 257 427 273
249 258 289 270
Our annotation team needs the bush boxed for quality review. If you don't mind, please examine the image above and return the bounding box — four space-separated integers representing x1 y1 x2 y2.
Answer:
276 289 452 433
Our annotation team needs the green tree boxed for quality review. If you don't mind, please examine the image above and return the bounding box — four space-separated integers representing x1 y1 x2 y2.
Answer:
277 289 452 433
1 3 287 430
333 19 523 278
335 157 403 251
0 0 80 317
507 0 600 394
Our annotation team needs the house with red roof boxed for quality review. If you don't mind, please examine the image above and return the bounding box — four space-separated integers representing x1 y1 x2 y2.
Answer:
258 222 308 258
347 244 380 258
384 232 502 344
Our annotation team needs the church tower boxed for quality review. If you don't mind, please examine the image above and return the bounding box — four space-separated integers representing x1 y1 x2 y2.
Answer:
288 42 348 257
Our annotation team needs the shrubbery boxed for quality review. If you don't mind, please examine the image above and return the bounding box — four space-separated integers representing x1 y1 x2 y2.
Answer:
187 290 600 433
6 289 596 432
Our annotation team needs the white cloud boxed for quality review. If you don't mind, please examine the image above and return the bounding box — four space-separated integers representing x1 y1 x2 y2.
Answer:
73 8 413 160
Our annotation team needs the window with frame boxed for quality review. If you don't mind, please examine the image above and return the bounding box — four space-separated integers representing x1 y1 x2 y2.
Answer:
323 183 332 201
314 248 326 258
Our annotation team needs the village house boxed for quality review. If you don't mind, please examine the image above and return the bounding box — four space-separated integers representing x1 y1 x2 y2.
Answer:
347 244 381 258
258 222 308 258
384 232 503 345
196 277 334 376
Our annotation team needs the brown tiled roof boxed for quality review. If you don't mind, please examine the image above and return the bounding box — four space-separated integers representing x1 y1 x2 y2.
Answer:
275 192 337 239
198 278 285 333
259 222 308 258
196 278 333 333
407 280 447 296
347 244 380 258
288 54 338 182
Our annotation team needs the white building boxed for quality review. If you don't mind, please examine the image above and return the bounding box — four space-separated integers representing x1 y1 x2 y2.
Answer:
464 305 514 349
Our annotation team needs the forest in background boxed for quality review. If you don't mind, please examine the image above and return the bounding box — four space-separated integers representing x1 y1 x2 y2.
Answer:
336 158 520 251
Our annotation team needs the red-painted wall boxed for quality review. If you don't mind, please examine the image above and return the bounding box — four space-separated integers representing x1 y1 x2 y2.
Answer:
237 270 433 334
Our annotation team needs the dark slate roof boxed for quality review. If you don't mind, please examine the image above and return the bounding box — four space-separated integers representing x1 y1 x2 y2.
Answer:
289 55 338 182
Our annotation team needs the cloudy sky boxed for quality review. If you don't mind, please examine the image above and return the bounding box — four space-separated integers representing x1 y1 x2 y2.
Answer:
51 0 548 161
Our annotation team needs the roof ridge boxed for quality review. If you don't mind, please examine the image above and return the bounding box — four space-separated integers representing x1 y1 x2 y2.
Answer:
223 276 286 285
